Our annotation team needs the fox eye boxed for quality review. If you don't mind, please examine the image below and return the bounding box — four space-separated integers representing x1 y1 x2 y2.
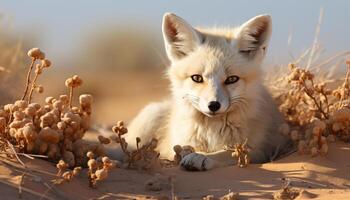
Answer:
224 75 240 85
191 74 203 83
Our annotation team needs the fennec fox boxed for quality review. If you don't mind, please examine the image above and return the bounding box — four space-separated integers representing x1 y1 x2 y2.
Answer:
117 13 291 170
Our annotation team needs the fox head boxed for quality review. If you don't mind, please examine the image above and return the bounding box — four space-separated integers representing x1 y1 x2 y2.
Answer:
162 13 272 117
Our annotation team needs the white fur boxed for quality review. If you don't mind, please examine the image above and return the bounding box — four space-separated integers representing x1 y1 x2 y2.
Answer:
120 13 291 171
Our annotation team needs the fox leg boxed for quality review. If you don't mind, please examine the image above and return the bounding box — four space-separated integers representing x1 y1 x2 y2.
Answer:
124 101 170 148
105 101 170 161
180 149 270 171
180 150 231 171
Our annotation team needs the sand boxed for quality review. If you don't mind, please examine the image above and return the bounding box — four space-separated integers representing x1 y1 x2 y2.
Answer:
1 141 350 200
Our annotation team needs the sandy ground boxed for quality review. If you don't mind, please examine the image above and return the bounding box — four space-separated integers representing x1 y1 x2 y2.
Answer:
1 141 350 200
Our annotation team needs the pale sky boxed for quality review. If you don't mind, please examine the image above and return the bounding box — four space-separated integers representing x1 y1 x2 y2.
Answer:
1 0 349 66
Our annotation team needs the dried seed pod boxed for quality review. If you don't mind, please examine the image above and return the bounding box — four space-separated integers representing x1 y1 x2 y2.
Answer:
94 168 108 181
98 135 111 144
35 64 42 74
53 100 64 111
22 124 37 142
22 117 32 125
9 128 17 137
40 112 55 128
173 145 183 165
56 160 68 176
45 96 55 104
62 171 73 181
88 159 97 171
27 48 45 59
59 95 69 105
41 59 51 68
72 167 82 176
14 100 28 110
72 75 83 87
71 107 80 113
24 106 37 116
180 145 195 157
57 121 67 130
39 127 61 144
173 145 182 154
35 85 44 93
117 121 124 127
86 151 94 159
29 103 41 111
119 126 128 135
102 156 111 164
14 129 24 141
13 111 25 120
9 120 24 129
79 94 93 107
65 78 74 87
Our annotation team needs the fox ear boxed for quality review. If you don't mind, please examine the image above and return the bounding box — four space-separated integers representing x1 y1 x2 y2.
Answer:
236 15 272 54
162 13 203 62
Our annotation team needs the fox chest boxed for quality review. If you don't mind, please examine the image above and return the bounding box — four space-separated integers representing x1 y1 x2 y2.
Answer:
185 119 247 152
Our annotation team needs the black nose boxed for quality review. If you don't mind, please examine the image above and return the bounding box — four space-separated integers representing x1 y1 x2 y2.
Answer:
208 101 221 112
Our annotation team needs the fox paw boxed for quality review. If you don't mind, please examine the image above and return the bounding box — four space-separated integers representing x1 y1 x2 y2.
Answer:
180 153 214 171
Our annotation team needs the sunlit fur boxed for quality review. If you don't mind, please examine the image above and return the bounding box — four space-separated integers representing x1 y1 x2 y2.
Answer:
124 13 290 165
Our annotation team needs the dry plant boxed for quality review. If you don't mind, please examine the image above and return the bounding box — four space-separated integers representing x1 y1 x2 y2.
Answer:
0 47 105 168
203 191 239 200
273 179 300 200
275 60 350 157
171 145 195 166
53 159 82 185
109 121 161 170
86 151 115 188
225 139 250 168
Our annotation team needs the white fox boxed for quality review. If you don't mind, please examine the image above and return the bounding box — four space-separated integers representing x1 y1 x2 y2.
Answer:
111 13 291 171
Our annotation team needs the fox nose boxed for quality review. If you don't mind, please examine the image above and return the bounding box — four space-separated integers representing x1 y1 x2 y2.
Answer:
208 101 221 112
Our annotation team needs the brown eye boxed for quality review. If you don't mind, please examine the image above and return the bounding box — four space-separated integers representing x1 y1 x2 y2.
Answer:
224 75 239 85
191 74 203 83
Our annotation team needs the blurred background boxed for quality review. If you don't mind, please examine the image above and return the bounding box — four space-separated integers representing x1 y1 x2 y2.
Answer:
0 0 349 124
